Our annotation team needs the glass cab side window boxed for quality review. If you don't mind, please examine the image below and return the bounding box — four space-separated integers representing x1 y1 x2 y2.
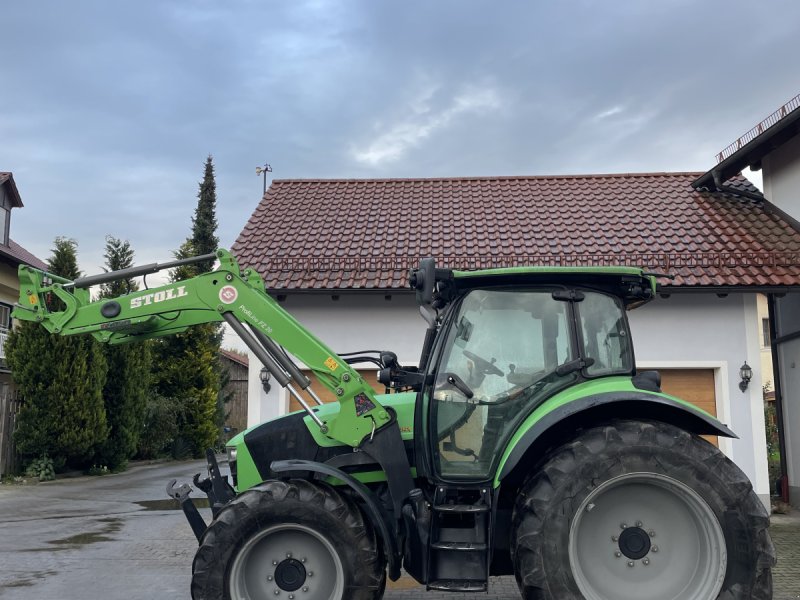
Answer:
577 292 632 376
431 289 574 479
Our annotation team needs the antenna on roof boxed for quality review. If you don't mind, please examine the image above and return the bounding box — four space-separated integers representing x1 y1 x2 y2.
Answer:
255 162 273 196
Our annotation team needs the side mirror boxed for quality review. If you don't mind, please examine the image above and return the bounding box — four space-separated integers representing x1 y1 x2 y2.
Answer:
409 257 436 306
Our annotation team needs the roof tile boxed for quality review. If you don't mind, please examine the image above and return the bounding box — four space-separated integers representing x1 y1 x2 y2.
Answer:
232 173 800 290
0 239 47 271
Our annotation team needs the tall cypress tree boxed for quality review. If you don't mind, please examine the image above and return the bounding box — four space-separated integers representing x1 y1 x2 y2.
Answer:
7 238 108 469
96 236 152 469
152 157 222 456
192 155 220 272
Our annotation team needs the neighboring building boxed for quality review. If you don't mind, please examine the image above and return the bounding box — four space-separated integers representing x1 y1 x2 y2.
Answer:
0 172 48 476
0 172 47 387
233 171 800 510
757 294 775 393
220 348 249 438
694 92 800 506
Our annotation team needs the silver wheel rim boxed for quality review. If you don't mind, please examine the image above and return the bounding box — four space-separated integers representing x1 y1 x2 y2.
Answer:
228 524 344 600
568 472 727 600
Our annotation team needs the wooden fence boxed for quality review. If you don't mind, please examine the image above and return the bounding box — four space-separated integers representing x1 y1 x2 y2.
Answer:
0 387 20 477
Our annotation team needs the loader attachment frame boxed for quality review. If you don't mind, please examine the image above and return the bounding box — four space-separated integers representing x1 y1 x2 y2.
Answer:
13 248 415 511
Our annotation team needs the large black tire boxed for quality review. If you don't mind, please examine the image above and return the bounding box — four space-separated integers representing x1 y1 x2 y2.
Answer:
191 479 385 600
511 419 775 600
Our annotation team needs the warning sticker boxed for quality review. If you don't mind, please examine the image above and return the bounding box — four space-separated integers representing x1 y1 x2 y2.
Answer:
354 393 377 417
324 357 339 372
28 295 38 305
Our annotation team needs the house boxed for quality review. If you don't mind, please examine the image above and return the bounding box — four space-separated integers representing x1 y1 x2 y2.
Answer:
693 92 800 506
0 172 48 476
0 173 47 385
232 169 800 511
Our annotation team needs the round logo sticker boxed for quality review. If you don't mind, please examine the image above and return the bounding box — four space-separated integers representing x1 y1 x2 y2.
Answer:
219 285 238 304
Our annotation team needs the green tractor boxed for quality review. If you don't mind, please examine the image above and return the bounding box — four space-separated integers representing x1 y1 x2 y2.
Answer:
14 249 774 599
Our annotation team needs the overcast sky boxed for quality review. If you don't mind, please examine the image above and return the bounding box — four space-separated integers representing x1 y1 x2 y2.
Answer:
1 0 799 276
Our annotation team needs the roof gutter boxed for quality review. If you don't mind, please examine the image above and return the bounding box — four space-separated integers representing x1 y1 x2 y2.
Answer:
710 169 764 202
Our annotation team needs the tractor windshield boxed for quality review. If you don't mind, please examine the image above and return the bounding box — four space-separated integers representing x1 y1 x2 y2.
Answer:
431 287 631 479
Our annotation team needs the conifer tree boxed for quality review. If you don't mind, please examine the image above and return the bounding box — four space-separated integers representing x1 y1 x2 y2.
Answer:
7 238 108 469
192 155 220 272
96 236 152 469
152 157 222 455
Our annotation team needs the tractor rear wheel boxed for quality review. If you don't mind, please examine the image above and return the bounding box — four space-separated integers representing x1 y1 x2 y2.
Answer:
191 479 385 600
511 419 774 600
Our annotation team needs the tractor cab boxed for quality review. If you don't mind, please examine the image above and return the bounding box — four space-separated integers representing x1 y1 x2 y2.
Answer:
409 264 656 483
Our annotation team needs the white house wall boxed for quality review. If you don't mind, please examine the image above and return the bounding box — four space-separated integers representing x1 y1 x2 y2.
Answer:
629 293 769 508
247 290 769 508
762 134 800 220
247 293 426 425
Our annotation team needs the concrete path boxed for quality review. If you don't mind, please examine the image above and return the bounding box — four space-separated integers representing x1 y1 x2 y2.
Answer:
0 459 797 599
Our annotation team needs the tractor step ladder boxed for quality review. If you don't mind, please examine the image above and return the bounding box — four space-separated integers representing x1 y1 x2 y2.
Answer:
426 486 492 592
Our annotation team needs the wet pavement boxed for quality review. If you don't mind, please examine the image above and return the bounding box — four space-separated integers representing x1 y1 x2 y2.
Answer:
0 459 202 599
0 460 798 599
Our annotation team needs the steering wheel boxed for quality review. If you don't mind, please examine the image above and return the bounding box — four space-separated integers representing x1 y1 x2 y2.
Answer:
463 350 503 376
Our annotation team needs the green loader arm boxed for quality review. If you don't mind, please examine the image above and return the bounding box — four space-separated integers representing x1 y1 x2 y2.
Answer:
12 248 390 448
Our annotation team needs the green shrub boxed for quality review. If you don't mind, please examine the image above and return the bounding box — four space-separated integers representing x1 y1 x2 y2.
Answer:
25 456 55 481
9 325 108 469
170 435 193 460
137 395 183 459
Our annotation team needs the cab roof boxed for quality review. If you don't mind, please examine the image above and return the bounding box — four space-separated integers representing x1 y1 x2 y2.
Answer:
447 266 659 307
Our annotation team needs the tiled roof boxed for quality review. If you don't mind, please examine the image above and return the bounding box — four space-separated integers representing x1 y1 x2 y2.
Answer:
220 348 249 367
232 173 800 290
0 239 47 271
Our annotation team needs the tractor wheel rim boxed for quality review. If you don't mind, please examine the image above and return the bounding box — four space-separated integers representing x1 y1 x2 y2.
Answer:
228 524 344 600
568 472 726 600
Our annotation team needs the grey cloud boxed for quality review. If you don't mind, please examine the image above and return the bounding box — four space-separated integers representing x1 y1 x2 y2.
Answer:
1 0 799 273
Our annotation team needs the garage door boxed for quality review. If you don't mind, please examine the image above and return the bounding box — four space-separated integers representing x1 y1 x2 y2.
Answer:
288 369 387 413
655 368 718 447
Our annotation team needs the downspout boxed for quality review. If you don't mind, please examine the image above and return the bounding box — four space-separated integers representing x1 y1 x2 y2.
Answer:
711 170 765 202
767 294 790 503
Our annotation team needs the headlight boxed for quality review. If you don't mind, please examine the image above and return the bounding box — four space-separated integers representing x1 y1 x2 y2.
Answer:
227 446 239 488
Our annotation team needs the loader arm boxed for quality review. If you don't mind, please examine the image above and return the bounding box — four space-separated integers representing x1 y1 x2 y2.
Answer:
13 248 391 449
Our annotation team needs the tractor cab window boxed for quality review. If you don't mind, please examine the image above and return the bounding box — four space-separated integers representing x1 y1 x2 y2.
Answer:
431 289 577 479
577 292 632 376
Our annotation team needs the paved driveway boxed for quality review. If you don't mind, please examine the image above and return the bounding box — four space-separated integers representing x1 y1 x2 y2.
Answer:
0 460 797 599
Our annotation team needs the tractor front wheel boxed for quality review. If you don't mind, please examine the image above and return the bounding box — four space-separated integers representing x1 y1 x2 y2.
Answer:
191 479 385 600
511 419 774 600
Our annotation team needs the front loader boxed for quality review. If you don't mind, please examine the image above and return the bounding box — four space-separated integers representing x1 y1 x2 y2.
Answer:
14 249 774 600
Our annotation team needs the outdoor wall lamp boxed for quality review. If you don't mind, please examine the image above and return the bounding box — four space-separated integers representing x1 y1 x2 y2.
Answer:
260 366 271 393
739 362 753 392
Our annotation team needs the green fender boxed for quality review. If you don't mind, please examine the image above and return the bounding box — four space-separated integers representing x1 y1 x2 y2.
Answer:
494 376 736 487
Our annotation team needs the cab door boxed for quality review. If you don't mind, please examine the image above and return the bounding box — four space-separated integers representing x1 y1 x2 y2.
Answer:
423 288 577 481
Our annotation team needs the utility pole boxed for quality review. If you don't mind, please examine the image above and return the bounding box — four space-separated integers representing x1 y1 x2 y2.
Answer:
255 162 272 196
